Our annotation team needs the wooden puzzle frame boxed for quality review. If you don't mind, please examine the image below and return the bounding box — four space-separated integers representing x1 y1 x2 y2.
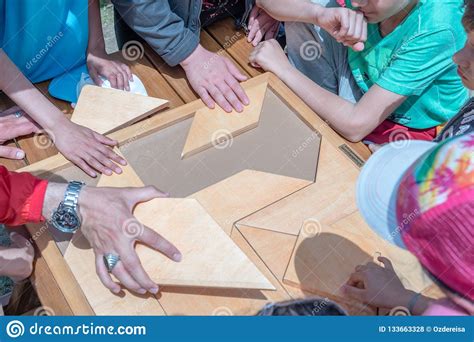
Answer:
21 73 414 316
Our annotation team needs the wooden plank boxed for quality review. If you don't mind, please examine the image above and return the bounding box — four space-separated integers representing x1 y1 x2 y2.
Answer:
156 228 290 315
71 85 169 135
206 18 262 77
189 169 312 236
181 81 267 159
25 222 94 315
238 138 359 235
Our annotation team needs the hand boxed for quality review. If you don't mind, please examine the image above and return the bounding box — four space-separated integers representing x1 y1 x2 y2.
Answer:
181 45 249 113
52 119 126 177
0 106 40 159
87 49 133 91
342 256 414 309
0 232 34 282
315 6 367 51
78 186 182 294
250 39 292 75
247 7 280 46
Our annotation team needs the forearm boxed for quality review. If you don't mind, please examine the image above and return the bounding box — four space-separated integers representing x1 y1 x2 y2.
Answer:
277 65 371 141
256 0 322 23
87 0 106 52
0 49 68 130
41 183 68 221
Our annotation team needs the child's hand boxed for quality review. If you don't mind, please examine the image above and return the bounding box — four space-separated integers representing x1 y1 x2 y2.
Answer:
0 233 34 282
52 119 126 178
250 39 292 75
316 7 367 51
87 50 133 91
342 256 414 309
0 106 40 160
247 7 280 46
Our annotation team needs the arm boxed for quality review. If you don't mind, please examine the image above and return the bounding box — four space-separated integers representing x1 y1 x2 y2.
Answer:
0 49 127 177
87 0 132 91
249 40 406 142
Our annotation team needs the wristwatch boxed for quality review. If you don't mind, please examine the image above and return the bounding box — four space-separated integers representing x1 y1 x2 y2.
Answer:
50 181 85 234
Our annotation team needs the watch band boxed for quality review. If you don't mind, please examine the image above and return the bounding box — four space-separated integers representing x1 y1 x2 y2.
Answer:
63 181 85 210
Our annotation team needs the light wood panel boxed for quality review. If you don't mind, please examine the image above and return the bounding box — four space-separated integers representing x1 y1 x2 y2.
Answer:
71 85 168 135
181 81 266 158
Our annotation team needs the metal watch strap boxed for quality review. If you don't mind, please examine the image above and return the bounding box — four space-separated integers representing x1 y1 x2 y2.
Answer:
63 181 85 209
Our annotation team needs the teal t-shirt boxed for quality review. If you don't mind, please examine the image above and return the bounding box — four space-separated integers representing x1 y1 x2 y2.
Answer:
0 0 89 102
346 0 468 129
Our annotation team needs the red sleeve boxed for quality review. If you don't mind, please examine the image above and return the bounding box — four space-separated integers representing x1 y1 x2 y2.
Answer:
0 166 48 226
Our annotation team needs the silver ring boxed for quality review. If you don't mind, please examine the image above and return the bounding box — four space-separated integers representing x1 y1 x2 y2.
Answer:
14 111 23 118
103 253 120 273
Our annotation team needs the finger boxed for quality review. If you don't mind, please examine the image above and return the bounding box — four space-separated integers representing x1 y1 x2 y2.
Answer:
98 145 127 169
107 74 118 89
341 284 366 301
225 77 249 110
0 146 25 160
347 11 357 39
90 149 119 176
96 254 121 293
111 261 145 294
208 85 233 113
120 67 131 92
121 63 133 82
119 249 158 293
196 87 215 109
248 21 259 42
347 271 366 286
114 69 125 90
217 82 243 112
355 264 367 272
93 131 118 147
7 120 39 139
354 13 364 42
351 41 365 51
84 152 112 175
248 6 259 30
126 185 169 208
378 256 395 271
89 68 103 87
265 22 279 40
224 58 248 82
361 19 368 42
73 157 97 178
140 226 181 262
336 11 349 39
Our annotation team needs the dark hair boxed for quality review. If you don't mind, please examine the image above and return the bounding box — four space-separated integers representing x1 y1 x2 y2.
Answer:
256 298 347 316
463 0 474 31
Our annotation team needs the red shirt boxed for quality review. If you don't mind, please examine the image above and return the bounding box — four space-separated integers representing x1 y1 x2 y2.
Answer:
0 166 48 226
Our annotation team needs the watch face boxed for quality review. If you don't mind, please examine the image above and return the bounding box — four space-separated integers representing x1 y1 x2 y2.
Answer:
52 204 81 233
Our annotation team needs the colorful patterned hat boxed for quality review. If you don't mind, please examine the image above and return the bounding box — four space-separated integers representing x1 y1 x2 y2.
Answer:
357 133 474 300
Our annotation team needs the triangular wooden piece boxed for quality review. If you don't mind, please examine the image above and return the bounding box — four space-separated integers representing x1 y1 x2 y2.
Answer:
71 85 169 134
181 81 267 159
65 153 275 290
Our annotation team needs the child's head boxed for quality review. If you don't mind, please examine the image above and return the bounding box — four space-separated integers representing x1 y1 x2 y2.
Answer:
349 0 415 23
453 0 474 89
357 132 474 314
256 298 347 316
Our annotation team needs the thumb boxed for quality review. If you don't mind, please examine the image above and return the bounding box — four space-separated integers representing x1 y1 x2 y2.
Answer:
127 186 169 206
351 42 365 52
378 256 395 271
0 146 25 160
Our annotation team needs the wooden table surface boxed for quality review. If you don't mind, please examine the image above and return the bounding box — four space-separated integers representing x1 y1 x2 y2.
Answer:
0 19 374 314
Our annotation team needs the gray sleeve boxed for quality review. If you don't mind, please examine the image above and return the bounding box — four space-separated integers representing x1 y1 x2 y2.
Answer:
112 0 200 66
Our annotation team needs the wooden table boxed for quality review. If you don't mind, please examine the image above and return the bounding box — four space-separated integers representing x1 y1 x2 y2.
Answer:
0 19 411 316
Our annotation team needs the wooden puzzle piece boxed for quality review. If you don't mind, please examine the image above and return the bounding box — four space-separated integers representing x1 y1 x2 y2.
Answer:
282 212 433 299
71 85 169 134
65 152 275 292
181 82 267 159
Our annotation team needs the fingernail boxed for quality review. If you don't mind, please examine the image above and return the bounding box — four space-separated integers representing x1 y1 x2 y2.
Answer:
115 168 123 174
16 151 25 159
173 253 182 262
138 289 147 294
105 169 112 176
150 287 159 294
120 159 127 166
91 173 97 178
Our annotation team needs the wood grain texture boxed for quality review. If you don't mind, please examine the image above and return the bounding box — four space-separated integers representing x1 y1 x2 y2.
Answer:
189 169 312 236
238 138 360 235
181 81 267 159
71 85 169 135
283 212 434 301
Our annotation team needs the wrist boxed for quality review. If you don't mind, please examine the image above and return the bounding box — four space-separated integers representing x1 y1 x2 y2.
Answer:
180 44 205 69
42 183 68 220
312 4 325 26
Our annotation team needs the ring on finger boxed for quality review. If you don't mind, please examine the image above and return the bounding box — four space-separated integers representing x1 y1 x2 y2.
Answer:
103 253 121 273
14 111 23 118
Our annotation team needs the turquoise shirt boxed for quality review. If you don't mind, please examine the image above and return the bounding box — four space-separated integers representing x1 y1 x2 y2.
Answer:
346 0 468 129
0 0 89 102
